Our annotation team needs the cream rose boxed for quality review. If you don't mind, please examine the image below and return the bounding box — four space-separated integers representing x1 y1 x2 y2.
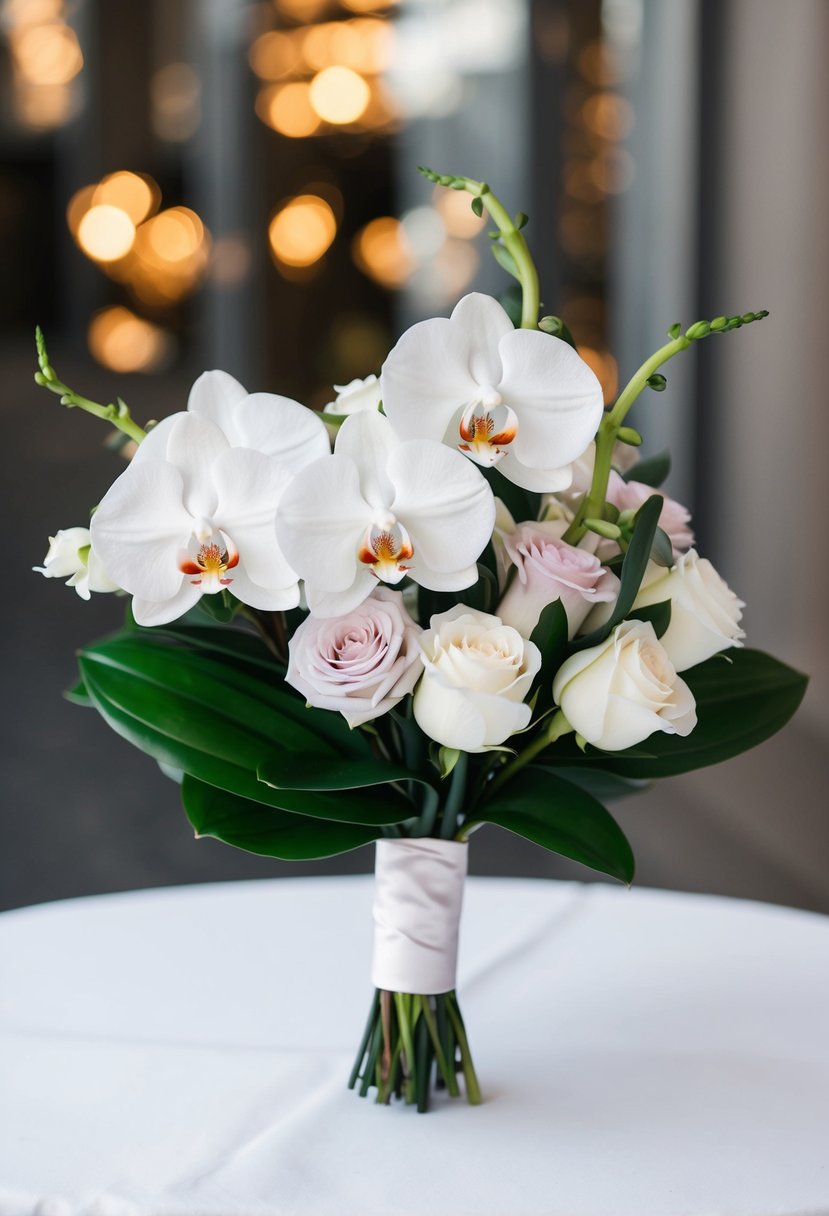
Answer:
552 620 697 751
498 521 619 640
413 606 541 752
286 587 422 727
630 551 745 671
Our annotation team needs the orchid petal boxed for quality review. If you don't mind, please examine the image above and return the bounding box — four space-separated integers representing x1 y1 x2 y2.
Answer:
187 370 248 442
450 292 513 387
132 581 203 627
380 317 479 443
388 440 495 574
497 449 574 493
304 569 377 619
498 329 604 471
234 393 330 466
211 448 298 592
90 461 194 601
227 564 301 612
277 455 371 593
334 410 397 511
163 414 228 518
413 561 480 593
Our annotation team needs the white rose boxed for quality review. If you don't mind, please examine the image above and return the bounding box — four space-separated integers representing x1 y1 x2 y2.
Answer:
552 619 697 751
33 527 119 601
630 551 745 671
286 587 422 727
414 606 541 752
324 375 383 416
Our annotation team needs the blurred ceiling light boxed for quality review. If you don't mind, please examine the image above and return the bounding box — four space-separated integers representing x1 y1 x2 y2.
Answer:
88 307 171 374
257 81 319 137
249 29 301 80
577 346 618 404
66 184 96 235
144 207 205 263
434 187 486 239
77 204 136 262
93 172 159 226
11 20 83 85
582 92 634 140
273 0 328 22
1 0 63 27
309 65 370 125
301 19 390 75
268 195 337 267
150 62 201 142
352 217 414 289
12 79 75 128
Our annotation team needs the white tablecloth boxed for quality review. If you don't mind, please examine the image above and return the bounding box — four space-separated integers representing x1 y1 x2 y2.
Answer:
1 876 828 1216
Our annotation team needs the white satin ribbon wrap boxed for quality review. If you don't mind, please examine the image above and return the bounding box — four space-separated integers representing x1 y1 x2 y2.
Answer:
371 838 468 994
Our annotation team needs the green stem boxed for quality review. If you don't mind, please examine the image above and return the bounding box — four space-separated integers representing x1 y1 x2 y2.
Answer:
483 711 572 804
393 992 416 1104
420 170 539 329
34 326 148 444
419 995 459 1096
440 751 468 839
445 992 482 1105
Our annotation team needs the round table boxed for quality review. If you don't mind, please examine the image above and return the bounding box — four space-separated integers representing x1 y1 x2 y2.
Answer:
1 876 828 1216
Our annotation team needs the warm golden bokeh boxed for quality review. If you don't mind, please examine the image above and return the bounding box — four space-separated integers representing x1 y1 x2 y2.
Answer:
93 172 160 226
256 81 320 137
434 188 488 240
268 195 337 268
577 346 618 404
9 20 83 86
309 65 370 125
352 217 414 288
249 30 302 80
77 205 136 263
88 307 171 374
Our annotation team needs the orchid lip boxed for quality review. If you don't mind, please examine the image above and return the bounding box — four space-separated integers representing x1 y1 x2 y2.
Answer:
178 530 240 591
458 401 518 468
357 520 414 584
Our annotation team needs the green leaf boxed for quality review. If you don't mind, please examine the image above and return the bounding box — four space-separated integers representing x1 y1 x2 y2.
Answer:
471 195 484 218
147 622 286 678
80 663 412 825
529 599 570 704
64 679 92 707
498 283 523 329
547 766 650 802
627 598 672 639
192 592 239 624
182 777 381 859
467 767 634 884
551 649 808 779
258 751 426 793
650 526 674 568
572 495 663 651
625 451 671 488
490 241 520 280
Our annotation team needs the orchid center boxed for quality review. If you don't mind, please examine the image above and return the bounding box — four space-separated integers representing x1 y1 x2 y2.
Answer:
178 531 239 593
357 520 413 584
458 400 518 468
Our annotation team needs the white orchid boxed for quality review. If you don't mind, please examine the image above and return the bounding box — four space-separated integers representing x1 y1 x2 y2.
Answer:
380 293 604 492
34 527 119 600
90 371 330 626
276 410 496 618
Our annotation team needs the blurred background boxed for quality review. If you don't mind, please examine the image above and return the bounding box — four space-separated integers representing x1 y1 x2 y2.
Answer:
2 0 827 914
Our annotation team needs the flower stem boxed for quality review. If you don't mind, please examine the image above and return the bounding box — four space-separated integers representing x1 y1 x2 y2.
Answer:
418 168 540 329
483 711 572 803
34 326 148 444
440 751 468 839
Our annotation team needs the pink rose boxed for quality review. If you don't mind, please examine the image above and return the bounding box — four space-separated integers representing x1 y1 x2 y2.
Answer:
286 587 423 727
606 471 694 555
497 521 619 639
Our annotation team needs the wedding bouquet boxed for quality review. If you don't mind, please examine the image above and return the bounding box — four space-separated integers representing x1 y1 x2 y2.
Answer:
34 168 806 1112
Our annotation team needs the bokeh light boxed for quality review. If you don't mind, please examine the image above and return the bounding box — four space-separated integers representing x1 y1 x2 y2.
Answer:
352 217 414 288
256 82 319 137
309 66 370 125
93 172 159 226
10 21 83 86
150 63 201 142
268 195 337 268
88 307 172 374
434 188 487 239
77 204 136 263
249 30 301 80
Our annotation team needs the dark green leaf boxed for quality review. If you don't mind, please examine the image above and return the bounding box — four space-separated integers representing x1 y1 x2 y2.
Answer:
572 495 663 651
550 649 808 779
498 283 523 329
182 776 380 859
624 451 671 488
627 598 672 639
471 195 484 218
490 241 520 281
539 765 650 802
192 592 239 624
650 526 674 567
258 751 425 793
64 679 92 707
147 622 286 678
467 767 634 883
529 599 570 703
